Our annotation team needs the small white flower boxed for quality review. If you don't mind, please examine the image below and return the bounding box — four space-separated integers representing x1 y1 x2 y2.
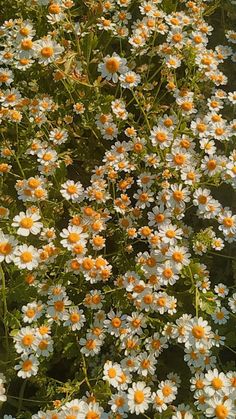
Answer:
119 71 141 89
127 381 151 415
60 180 84 202
98 53 127 83
211 306 229 325
205 396 235 418
63 308 86 331
103 361 122 388
12 210 43 236
15 355 39 379
0 231 17 263
35 36 64 65
13 244 39 270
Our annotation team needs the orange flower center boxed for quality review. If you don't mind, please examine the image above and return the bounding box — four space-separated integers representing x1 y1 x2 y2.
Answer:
212 377 223 389
20 217 33 228
105 58 120 73
86 412 99 419
192 325 205 339
85 339 96 350
26 308 36 318
54 301 65 312
22 359 33 371
108 367 117 378
41 47 54 58
20 251 33 263
0 242 12 255
215 405 228 419
125 74 135 83
134 390 145 404
68 232 80 243
162 385 172 396
166 230 175 238
111 317 122 328
70 313 80 323
163 268 173 278
207 160 216 170
38 340 49 350
155 132 167 142
22 334 34 346
21 39 33 50
223 217 233 227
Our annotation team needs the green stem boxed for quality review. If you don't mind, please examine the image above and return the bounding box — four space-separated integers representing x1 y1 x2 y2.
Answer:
81 354 93 392
8 395 49 404
188 266 198 318
15 156 25 178
17 379 27 414
148 63 163 83
0 264 9 354
195 286 199 319
131 90 151 131
208 251 235 261
224 344 236 355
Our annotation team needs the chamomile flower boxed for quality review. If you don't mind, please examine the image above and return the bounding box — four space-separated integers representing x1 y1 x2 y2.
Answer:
60 180 84 202
150 126 173 149
0 374 7 402
211 307 229 325
228 293 236 313
204 369 230 397
14 327 37 354
22 301 44 324
13 244 39 270
159 379 178 403
119 71 141 89
127 381 151 415
49 128 68 145
77 402 104 419
98 53 127 83
12 210 43 236
79 334 103 357
60 225 88 250
15 355 39 379
136 352 157 377
103 361 122 388
63 308 86 331
0 231 18 263
205 397 235 418
35 37 64 65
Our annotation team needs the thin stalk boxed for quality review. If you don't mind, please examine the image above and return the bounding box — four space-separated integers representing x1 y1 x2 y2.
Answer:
17 379 27 414
81 354 93 392
0 264 9 353
15 156 25 178
131 90 151 131
208 251 235 261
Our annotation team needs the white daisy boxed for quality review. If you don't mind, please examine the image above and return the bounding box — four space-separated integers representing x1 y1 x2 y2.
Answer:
60 180 84 202
0 231 18 263
15 354 39 379
13 244 39 270
98 53 127 83
34 36 64 65
12 210 43 236
119 71 141 89
127 381 151 415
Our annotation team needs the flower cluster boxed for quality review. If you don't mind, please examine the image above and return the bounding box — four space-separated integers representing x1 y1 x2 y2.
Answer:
0 0 236 418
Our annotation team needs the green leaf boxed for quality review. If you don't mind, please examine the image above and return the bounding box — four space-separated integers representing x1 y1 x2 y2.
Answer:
82 32 98 64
